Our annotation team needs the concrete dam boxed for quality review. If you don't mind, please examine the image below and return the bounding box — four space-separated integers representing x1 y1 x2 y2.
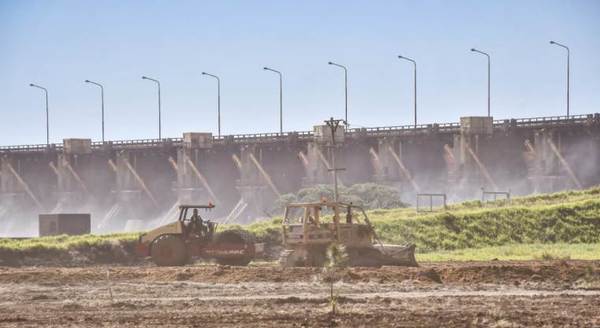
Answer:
1 113 599 236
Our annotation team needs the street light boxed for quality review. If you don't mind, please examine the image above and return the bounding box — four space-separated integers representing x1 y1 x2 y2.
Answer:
141 76 162 139
263 67 283 134
397 55 417 128
470 48 491 117
328 61 348 126
29 83 50 146
549 40 570 117
202 72 221 137
84 80 105 143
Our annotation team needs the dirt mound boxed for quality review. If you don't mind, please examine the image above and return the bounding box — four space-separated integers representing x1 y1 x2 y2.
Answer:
0 260 597 287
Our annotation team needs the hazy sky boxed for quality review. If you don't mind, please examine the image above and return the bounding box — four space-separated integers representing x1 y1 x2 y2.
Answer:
1 0 599 145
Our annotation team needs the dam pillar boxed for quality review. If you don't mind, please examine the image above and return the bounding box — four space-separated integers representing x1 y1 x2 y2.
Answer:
98 150 156 231
174 133 215 204
450 117 495 198
372 137 403 184
301 124 345 187
301 142 332 186
525 130 570 192
0 156 28 205
0 150 55 236
230 144 273 223
51 139 93 213
150 132 218 226
0 156 30 235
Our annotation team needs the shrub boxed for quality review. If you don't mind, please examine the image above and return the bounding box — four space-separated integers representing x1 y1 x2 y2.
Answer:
270 183 408 214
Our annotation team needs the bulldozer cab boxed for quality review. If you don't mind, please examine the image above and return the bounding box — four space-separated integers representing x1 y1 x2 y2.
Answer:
178 204 216 239
282 201 375 248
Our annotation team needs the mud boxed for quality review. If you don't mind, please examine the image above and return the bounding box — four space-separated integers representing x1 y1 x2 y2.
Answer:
0 261 599 327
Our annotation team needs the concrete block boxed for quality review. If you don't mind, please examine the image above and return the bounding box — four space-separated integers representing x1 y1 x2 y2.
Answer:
63 139 92 154
39 213 91 237
183 132 213 149
313 124 345 144
460 117 493 135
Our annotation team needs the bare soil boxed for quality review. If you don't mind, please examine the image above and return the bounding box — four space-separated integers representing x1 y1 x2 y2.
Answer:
0 260 599 327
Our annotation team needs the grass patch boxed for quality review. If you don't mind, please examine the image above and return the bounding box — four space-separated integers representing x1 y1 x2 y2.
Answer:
0 233 140 266
0 233 138 252
417 243 600 262
372 198 600 251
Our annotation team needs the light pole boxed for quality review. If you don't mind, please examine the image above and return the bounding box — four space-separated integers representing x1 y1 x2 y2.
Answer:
84 80 105 143
397 55 417 128
328 61 348 126
470 48 491 117
550 40 570 117
263 67 283 134
29 83 49 145
202 72 221 137
141 76 162 139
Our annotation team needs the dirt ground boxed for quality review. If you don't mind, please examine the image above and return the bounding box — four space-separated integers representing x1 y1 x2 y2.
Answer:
0 260 599 327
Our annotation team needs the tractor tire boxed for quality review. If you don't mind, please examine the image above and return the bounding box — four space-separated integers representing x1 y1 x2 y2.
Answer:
151 234 188 266
215 255 252 266
213 230 254 266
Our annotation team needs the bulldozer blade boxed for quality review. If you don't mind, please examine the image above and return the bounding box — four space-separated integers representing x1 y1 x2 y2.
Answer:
373 244 418 267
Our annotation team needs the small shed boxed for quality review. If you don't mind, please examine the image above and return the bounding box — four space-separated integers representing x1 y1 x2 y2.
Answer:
39 213 91 237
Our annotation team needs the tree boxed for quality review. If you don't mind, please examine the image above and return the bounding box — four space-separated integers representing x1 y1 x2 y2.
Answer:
321 243 349 315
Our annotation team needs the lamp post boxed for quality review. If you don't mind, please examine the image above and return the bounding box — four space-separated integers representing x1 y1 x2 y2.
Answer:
141 76 162 139
29 83 49 145
397 55 417 128
470 48 491 117
263 67 283 134
202 72 221 137
328 61 348 126
84 80 105 143
549 41 570 117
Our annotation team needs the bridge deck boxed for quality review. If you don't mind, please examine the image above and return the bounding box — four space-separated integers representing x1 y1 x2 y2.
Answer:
0 113 597 153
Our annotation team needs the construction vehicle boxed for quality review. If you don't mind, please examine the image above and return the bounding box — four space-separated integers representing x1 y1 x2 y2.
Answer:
137 204 262 266
279 200 417 267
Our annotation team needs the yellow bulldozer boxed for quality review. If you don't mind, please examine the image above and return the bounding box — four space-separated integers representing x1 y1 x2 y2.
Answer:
137 204 262 266
280 200 417 267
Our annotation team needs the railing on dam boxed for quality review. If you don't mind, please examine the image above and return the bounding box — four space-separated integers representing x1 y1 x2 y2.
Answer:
0 143 64 152
214 130 313 143
492 114 594 128
1 113 597 153
348 122 461 136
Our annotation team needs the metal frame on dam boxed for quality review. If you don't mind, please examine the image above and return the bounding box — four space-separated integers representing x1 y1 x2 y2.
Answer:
1 113 599 236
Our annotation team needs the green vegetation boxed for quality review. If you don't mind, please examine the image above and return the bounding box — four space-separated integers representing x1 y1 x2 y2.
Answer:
322 243 350 315
0 233 137 251
417 243 600 262
0 232 139 265
372 198 600 252
271 183 408 214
